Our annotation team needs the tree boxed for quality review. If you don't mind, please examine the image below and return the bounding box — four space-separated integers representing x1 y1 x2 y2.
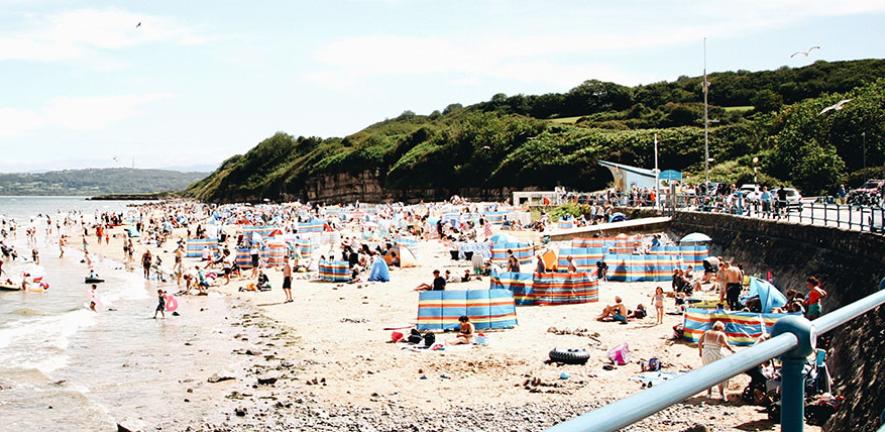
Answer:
751 90 784 113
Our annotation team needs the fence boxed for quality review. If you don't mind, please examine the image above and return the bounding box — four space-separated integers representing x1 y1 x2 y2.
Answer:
546 286 885 432
584 191 885 235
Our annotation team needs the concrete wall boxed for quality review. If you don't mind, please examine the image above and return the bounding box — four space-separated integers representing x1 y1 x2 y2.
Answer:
666 211 884 431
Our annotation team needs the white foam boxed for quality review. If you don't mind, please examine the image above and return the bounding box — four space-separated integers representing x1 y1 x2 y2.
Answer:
0 309 97 373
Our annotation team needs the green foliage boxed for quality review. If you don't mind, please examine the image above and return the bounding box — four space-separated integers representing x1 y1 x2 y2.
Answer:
0 168 206 196
548 203 591 222
188 62 885 202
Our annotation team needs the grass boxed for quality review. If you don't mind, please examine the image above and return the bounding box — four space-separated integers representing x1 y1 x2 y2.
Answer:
547 116 584 124
723 106 754 112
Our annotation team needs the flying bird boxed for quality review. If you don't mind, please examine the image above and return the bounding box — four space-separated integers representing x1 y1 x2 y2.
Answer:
819 99 852 115
136 22 142 28
790 46 820 58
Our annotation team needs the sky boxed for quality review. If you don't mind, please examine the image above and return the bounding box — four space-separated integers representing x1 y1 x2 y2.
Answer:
1 0 883 173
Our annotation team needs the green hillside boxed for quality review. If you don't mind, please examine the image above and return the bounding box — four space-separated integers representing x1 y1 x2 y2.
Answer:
0 168 208 196
189 59 885 202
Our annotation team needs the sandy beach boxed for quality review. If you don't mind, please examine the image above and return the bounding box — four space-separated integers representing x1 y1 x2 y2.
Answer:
53 203 824 432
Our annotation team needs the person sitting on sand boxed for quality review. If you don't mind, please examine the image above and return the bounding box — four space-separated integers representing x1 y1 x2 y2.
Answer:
415 269 445 291
596 296 628 324
449 315 475 345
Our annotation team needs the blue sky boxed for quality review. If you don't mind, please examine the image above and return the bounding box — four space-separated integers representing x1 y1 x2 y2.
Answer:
1 0 883 172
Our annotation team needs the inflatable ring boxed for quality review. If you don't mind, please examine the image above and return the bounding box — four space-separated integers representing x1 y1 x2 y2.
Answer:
165 295 178 312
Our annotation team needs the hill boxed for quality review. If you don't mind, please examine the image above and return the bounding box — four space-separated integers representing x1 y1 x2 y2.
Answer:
0 168 208 196
189 59 885 203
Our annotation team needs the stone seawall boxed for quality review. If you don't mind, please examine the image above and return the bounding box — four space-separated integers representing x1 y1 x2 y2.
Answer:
302 170 514 204
665 211 884 431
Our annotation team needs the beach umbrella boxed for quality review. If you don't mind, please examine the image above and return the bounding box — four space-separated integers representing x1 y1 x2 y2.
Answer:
680 232 712 243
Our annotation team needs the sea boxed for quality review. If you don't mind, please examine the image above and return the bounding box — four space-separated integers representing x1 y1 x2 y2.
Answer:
0 197 251 431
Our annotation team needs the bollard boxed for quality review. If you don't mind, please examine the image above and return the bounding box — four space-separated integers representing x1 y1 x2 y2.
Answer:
772 315 815 432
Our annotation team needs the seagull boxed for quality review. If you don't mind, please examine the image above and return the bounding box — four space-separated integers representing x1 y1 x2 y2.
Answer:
790 46 820 58
819 99 852 115
136 22 142 28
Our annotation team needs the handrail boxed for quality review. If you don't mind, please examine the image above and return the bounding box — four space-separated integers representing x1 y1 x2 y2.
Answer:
547 287 885 432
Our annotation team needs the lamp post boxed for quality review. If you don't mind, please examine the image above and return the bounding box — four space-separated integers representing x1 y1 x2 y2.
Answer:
861 132 866 169
753 156 759 184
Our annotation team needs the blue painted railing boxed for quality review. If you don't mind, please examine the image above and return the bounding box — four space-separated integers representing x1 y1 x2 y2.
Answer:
548 286 885 432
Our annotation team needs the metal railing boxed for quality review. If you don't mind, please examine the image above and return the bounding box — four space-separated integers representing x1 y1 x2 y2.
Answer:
547 286 885 432
568 192 885 234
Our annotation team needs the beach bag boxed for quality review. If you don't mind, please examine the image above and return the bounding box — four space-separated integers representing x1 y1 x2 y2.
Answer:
423 333 436 347
607 343 630 366
407 329 423 344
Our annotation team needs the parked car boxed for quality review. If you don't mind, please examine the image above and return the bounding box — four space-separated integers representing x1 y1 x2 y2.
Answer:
738 184 761 202
774 187 803 211
852 179 884 195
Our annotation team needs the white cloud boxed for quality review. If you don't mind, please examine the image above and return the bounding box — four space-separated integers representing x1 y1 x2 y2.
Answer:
0 93 172 137
0 8 209 62
304 0 885 88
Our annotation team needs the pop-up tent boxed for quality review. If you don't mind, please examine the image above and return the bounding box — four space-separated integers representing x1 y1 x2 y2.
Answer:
741 277 787 313
368 256 390 282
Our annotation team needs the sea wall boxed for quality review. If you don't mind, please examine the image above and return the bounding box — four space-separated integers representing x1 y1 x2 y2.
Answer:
302 170 513 204
665 211 884 431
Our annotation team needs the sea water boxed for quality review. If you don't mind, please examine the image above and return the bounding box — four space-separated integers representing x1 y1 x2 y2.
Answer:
0 197 252 431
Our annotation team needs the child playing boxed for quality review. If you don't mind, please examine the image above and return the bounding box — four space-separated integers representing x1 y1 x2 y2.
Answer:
154 289 166 319
653 286 665 325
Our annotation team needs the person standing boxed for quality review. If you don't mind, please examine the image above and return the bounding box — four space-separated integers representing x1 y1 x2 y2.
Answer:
282 255 293 303
804 276 828 320
699 321 736 400
142 249 153 280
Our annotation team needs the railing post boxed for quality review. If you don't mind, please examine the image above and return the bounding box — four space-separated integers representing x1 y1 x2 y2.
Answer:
771 315 816 432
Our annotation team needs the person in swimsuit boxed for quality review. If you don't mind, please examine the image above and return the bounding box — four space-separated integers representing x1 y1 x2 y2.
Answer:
153 289 166 319
803 276 828 320
653 286 665 325
699 321 736 400
449 315 475 345
282 255 293 303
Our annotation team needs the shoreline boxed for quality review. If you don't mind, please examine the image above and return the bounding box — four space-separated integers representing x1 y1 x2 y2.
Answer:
49 205 818 432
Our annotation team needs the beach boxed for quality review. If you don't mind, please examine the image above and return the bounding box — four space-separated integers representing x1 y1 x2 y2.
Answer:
0 199 822 432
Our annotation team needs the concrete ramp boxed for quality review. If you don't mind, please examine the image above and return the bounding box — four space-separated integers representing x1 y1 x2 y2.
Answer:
549 217 672 241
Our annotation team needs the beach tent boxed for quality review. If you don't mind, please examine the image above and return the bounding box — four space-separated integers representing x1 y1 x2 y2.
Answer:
609 212 626 223
398 246 418 268
368 257 390 282
682 308 798 346
318 260 350 282
416 289 517 331
742 277 787 313
124 227 141 238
